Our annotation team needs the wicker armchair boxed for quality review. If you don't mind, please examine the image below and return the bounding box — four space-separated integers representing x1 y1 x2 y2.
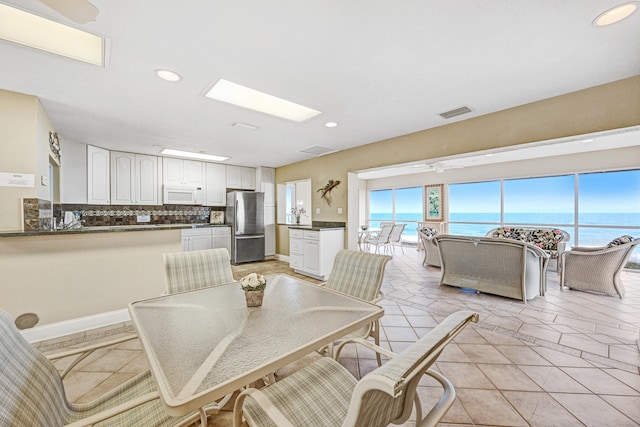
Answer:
233 311 478 427
322 249 391 365
0 309 200 427
163 247 235 293
418 227 441 267
560 235 639 298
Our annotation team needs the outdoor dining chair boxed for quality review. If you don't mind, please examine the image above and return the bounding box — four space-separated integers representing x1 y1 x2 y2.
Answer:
322 249 391 365
163 247 235 293
388 223 406 254
163 247 236 410
362 223 394 254
233 310 479 427
0 309 202 427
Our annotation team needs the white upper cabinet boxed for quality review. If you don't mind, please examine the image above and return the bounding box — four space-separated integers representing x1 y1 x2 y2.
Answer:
87 145 110 204
111 152 158 205
205 163 226 206
163 157 204 186
226 165 255 190
136 154 159 205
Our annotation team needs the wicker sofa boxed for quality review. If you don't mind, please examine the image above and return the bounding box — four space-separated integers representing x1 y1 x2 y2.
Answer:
434 235 549 303
486 227 570 271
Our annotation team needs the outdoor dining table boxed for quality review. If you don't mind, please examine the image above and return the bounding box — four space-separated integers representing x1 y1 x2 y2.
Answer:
128 274 384 417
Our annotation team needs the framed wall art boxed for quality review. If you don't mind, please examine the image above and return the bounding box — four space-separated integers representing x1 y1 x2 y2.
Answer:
424 184 444 221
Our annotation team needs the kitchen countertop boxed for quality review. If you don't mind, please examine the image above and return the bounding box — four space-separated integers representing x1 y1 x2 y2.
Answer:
287 225 345 231
0 223 230 238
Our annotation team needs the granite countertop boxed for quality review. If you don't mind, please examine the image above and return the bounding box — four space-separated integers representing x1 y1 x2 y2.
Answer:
288 221 345 231
0 223 230 238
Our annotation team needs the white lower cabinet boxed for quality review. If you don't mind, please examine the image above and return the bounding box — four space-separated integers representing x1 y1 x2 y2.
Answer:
289 228 344 280
182 226 231 253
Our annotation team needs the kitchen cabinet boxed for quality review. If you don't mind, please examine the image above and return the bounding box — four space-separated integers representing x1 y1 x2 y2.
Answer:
204 163 226 206
163 157 204 186
182 226 231 253
87 145 110 204
110 152 159 205
226 165 255 190
289 228 344 280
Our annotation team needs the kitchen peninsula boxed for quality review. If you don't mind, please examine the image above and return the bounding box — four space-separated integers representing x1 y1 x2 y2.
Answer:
288 222 344 280
0 224 228 329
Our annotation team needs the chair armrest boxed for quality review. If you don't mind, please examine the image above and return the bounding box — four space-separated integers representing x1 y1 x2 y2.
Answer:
64 391 162 427
47 334 137 379
233 388 295 427
334 336 397 361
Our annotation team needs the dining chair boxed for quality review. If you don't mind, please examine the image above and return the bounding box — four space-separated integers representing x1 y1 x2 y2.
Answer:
363 223 394 254
0 309 202 427
322 249 391 365
388 223 406 254
163 247 237 410
163 247 235 293
560 235 639 298
233 310 479 427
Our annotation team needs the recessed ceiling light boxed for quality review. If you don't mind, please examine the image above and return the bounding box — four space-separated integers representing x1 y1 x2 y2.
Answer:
155 69 181 82
324 122 338 128
593 2 637 26
161 149 228 162
232 122 259 131
205 79 321 122
0 3 103 66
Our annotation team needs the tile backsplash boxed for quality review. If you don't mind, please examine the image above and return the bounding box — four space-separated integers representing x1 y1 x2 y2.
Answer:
23 199 225 230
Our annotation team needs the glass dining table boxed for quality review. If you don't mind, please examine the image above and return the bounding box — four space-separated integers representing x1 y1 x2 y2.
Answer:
128 274 384 417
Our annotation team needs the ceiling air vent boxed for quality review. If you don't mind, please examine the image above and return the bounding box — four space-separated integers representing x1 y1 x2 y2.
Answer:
439 105 473 119
298 145 337 156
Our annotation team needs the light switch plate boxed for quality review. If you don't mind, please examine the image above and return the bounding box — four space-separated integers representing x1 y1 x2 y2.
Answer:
338 207 343 214
315 208 320 214
40 175 48 186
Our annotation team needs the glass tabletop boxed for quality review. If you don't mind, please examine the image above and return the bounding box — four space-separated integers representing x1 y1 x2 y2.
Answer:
128 274 383 416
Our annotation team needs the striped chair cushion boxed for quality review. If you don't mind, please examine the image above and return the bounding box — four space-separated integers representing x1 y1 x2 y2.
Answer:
324 250 391 301
164 247 235 293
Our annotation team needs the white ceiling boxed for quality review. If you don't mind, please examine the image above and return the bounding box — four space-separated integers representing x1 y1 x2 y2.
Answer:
1 1 639 168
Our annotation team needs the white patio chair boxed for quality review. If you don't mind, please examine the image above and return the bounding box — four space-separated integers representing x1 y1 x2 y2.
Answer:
233 311 479 427
0 309 202 427
322 249 391 365
363 223 394 254
163 247 235 293
388 223 406 254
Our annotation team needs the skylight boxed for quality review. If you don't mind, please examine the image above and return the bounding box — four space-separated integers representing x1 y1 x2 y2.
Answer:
205 79 321 122
0 3 103 66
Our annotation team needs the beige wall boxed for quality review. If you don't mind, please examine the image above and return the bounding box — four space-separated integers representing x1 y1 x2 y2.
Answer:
275 75 640 255
0 230 182 324
0 89 58 230
0 90 38 230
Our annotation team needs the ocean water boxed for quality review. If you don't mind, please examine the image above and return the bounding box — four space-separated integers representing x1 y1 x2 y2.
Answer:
369 212 640 263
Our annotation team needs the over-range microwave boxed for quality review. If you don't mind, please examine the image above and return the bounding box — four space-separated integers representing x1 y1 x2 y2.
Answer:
163 185 203 205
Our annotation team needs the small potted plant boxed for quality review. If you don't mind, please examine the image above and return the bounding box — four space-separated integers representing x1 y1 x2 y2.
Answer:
240 273 267 307
291 207 306 225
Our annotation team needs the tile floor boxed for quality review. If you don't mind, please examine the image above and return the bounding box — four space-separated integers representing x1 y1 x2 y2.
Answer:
40 247 640 426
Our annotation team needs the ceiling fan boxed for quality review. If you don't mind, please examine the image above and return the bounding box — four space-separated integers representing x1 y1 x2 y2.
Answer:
424 162 465 173
38 0 98 24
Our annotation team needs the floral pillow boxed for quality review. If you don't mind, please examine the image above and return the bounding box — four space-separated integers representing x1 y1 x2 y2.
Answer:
490 227 513 238
528 229 564 251
420 227 439 238
606 235 635 248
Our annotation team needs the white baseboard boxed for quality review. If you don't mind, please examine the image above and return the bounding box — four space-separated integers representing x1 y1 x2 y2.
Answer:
21 309 131 344
275 254 289 262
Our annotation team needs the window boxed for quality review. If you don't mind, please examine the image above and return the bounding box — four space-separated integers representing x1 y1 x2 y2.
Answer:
448 170 640 269
448 181 500 236
368 186 423 244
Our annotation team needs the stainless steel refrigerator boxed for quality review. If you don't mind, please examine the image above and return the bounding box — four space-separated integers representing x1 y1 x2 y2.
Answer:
226 191 265 264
